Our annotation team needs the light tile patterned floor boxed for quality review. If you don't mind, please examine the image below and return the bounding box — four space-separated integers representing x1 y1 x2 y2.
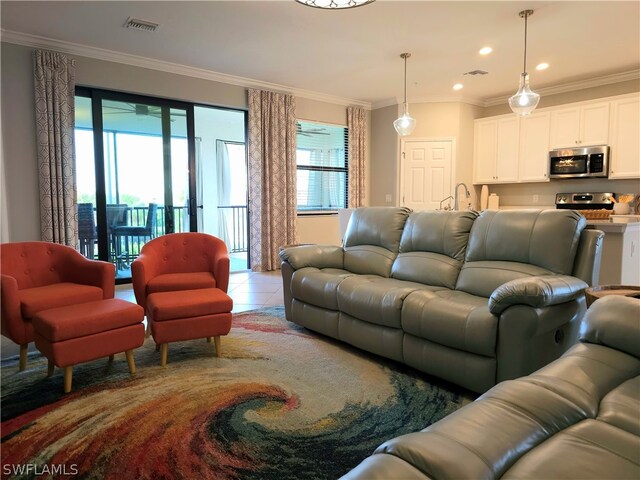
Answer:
1 271 284 359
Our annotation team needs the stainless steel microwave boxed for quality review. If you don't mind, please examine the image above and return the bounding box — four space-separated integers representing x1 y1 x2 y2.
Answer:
549 145 610 179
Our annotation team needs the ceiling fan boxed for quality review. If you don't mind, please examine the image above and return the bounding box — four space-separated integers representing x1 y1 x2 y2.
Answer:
296 122 330 137
103 103 185 120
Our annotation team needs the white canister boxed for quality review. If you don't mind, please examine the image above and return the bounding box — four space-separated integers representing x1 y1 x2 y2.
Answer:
613 202 630 215
488 193 500 210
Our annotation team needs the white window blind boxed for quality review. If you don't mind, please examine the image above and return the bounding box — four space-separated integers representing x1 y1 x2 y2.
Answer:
296 121 348 212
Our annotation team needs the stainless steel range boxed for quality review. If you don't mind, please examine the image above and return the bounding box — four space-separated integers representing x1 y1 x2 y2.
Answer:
555 192 615 210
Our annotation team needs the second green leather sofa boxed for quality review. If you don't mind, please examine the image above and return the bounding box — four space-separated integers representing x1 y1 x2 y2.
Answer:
280 207 604 393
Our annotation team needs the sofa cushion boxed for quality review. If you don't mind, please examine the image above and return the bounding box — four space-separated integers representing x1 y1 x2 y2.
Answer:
147 272 216 294
464 210 585 271
457 210 585 297
291 267 355 310
147 288 232 322
337 277 443 328
19 283 104 319
343 207 410 276
501 420 640 479
390 210 477 289
597 376 640 436
456 261 553 298
402 290 497 357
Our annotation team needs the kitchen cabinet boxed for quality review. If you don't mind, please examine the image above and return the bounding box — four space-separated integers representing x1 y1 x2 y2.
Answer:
518 111 551 183
549 101 610 148
609 94 640 179
473 117 519 184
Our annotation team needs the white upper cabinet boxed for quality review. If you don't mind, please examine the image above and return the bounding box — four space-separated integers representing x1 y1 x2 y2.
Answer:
609 94 640 179
550 102 610 148
495 117 520 183
473 119 498 184
519 111 551 183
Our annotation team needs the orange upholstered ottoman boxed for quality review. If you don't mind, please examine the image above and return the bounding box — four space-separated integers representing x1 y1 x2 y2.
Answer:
33 299 145 393
146 288 233 366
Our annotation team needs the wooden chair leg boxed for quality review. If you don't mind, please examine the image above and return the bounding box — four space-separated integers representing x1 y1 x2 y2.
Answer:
207 337 212 343
63 366 73 394
108 354 115 364
145 321 151 338
160 344 168 367
125 350 136 375
19 344 28 371
47 359 55 377
214 336 221 357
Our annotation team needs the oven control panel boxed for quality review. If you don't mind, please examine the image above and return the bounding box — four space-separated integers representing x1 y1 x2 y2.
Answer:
555 192 615 206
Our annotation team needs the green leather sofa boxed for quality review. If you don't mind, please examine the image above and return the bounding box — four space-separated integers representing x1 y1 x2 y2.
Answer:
280 207 604 393
342 295 640 479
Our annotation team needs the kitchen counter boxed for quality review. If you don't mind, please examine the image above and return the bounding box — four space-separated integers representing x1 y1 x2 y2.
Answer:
586 215 640 233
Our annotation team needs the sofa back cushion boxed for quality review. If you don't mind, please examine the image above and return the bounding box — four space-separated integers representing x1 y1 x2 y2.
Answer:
391 210 478 288
456 210 586 297
343 207 411 277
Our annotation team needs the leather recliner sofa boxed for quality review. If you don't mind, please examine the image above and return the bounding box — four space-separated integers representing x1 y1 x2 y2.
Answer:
280 207 604 393
342 295 640 479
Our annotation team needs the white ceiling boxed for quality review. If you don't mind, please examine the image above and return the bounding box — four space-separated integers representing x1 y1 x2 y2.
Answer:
2 1 639 107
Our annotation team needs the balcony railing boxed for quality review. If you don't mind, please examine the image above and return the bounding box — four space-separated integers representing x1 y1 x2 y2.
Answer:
218 205 248 253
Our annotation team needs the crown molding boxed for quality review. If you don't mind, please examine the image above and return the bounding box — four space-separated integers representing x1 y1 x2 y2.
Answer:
0 29 372 110
484 69 640 107
372 94 485 110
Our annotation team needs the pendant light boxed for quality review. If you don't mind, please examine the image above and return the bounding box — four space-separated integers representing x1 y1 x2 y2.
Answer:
393 53 416 136
509 9 540 116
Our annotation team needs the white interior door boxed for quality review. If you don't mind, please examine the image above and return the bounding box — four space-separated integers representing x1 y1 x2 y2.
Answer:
401 140 453 211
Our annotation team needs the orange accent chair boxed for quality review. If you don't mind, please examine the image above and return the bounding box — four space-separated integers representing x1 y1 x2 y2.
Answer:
131 233 233 365
1 242 115 370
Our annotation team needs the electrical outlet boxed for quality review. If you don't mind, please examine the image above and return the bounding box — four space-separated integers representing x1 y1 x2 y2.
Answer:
533 194 539 203
385 194 392 203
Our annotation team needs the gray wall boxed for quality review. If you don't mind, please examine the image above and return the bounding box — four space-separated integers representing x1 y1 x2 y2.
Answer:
1 41 369 243
369 105 399 206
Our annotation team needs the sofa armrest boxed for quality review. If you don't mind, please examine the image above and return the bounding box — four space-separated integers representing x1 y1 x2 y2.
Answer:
279 245 344 270
580 295 640 357
131 250 161 311
63 254 115 300
489 275 588 315
0 274 26 342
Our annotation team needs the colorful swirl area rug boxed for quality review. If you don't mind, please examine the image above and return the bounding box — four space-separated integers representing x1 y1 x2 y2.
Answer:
1 306 472 480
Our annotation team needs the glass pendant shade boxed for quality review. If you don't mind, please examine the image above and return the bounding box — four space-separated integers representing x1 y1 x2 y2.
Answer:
295 0 375 9
509 73 540 116
394 103 416 136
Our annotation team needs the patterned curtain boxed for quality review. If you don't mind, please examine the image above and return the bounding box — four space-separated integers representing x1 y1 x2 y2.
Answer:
33 49 77 246
347 106 366 208
247 89 297 272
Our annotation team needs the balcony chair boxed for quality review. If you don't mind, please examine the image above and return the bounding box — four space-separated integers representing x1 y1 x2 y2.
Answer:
113 203 157 270
77 202 97 259
0 242 115 370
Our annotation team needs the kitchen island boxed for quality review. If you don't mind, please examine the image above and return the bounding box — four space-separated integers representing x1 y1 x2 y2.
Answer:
585 215 640 285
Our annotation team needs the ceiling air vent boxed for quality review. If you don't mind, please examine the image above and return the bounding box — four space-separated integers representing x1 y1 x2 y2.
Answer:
463 70 489 76
124 17 160 32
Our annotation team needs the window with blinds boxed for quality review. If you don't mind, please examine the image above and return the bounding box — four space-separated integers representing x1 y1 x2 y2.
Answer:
296 120 348 212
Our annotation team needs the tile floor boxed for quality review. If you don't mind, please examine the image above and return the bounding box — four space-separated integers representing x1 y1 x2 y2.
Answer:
1 270 284 359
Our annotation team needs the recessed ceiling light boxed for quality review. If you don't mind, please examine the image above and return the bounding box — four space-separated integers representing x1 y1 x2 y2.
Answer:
479 47 493 55
536 62 549 70
453 83 464 91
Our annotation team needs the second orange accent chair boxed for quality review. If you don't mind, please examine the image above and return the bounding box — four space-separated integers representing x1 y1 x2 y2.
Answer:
1 242 115 371
131 233 233 365
131 233 230 312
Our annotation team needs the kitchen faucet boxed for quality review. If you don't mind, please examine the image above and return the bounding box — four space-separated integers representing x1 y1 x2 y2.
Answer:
454 183 471 210
439 196 454 210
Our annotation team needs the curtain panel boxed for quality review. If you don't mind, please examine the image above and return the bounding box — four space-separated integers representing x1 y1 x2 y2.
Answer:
33 49 77 246
347 106 366 208
247 89 297 272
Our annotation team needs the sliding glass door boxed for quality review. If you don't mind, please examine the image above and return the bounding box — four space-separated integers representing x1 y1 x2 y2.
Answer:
75 89 196 281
